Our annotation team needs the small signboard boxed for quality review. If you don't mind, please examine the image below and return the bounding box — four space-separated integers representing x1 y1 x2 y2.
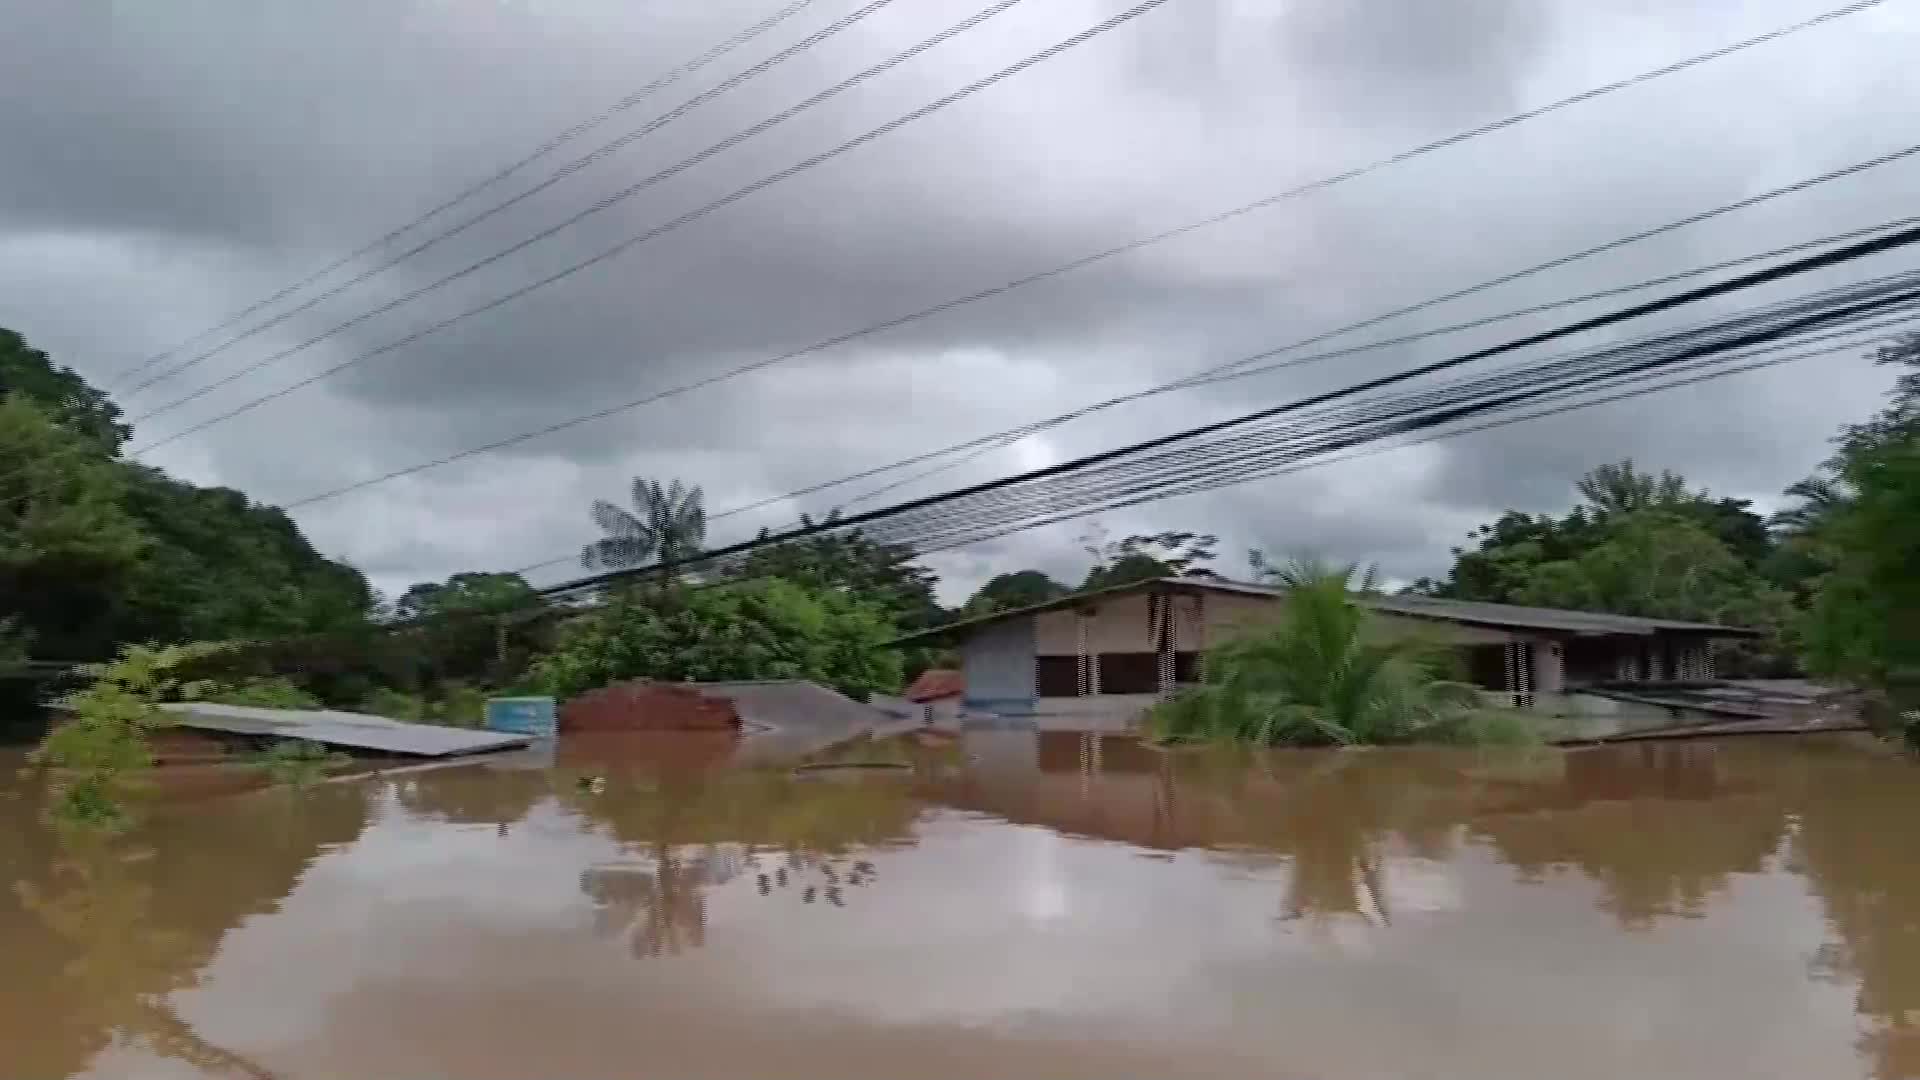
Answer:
486 695 557 738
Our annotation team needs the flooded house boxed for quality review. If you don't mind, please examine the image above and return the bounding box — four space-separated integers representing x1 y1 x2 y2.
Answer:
889 576 1765 728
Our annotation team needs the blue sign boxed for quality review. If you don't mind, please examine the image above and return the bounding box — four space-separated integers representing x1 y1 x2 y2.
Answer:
486 696 557 738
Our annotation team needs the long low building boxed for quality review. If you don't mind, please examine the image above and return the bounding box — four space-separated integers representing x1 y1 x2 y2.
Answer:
889 576 1762 722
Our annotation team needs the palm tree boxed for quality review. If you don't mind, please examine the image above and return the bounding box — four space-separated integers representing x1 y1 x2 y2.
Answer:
581 477 707 571
1151 558 1484 746
1768 471 1854 537
1575 460 1692 520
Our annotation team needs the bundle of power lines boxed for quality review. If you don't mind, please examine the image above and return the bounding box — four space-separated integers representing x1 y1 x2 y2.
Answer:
534 221 1920 602
39 0 1909 629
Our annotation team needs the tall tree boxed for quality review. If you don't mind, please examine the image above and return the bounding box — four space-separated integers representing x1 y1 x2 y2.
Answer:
1800 334 1920 710
530 578 902 701
1079 526 1219 590
1574 459 1692 518
962 569 1070 616
582 477 707 571
733 515 942 630
0 329 128 451
0 397 146 660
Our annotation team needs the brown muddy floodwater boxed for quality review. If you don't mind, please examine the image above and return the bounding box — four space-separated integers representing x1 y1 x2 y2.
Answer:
5 729 1920 1080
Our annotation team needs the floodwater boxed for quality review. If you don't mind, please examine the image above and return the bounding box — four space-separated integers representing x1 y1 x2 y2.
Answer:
5 729 1920 1080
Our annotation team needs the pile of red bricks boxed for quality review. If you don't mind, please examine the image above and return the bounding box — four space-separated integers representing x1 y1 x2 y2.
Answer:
559 680 741 733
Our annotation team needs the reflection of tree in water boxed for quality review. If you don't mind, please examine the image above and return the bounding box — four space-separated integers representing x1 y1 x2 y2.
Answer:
1469 744 1789 930
564 763 917 960
1789 748 1920 1080
3 775 372 1078
1176 751 1476 930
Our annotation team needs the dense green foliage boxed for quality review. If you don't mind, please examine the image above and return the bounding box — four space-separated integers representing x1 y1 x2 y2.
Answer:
1412 461 1799 675
33 643 235 827
0 328 376 720
1795 336 1920 723
959 569 1071 616
733 515 944 630
1152 560 1528 747
1078 527 1219 590
529 578 903 702
0 329 128 451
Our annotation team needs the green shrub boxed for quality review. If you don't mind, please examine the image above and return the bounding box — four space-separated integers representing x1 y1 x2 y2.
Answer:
35 641 236 827
198 676 321 710
250 739 348 786
1149 560 1504 748
358 687 425 722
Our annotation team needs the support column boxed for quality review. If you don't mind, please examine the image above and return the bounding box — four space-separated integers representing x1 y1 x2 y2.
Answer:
1504 641 1533 709
1156 593 1177 699
1076 610 1098 698
1188 594 1207 684
1532 640 1565 695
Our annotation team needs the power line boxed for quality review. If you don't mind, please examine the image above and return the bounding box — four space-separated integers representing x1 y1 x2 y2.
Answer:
818 282 1920 551
97 0 826 392
529 217 1920 597
124 0 1175 455
120 0 1019 412
819 205 1920 511
497 208 1920 578
117 0 942 403
256 3 1899 514
893 325 1890 560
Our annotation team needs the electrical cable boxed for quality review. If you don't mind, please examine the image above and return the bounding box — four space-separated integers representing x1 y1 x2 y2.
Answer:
527 218 1920 597
122 0 1175 454
258 3 1900 513
120 0 982 402
97 0 826 391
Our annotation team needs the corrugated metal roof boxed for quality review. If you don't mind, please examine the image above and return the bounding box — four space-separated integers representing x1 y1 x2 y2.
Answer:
695 680 894 761
1359 595 1758 636
157 702 534 757
887 575 1759 643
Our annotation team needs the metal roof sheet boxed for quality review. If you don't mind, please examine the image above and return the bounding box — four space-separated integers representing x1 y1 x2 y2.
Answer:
888 576 1759 643
157 702 534 757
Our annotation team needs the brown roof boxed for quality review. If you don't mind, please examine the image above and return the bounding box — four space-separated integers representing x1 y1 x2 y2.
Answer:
903 668 964 702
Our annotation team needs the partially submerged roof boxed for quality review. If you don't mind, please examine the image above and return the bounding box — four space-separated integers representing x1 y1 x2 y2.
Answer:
694 680 898 760
157 702 534 757
889 576 1759 644
902 669 964 702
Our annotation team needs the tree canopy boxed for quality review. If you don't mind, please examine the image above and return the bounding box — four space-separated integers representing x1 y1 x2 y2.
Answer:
1796 334 1920 709
1079 527 1218 590
961 569 1071 616
1 328 376 736
1416 460 1799 674
529 578 902 702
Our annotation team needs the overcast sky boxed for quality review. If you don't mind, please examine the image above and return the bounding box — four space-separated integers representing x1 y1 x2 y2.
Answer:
4 0 1918 602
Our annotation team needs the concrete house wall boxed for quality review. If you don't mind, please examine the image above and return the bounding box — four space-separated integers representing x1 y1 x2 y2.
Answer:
959 617 1038 713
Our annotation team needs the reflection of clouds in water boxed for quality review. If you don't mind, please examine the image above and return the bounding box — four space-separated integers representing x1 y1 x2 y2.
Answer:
1018 830 1071 924
1385 856 1465 916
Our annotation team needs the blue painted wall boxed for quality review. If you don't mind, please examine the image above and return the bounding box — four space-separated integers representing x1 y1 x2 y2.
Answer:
960 617 1036 714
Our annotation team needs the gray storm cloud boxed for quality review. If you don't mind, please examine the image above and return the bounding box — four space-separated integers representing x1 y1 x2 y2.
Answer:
1 0 1915 600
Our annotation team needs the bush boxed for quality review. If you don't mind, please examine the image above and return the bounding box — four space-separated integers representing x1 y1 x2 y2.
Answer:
250 739 348 786
358 687 425 722
34 641 236 827
198 676 321 710
356 682 487 728
1149 560 1513 748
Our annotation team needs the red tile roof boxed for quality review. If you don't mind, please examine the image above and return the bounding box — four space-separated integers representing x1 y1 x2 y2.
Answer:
903 668 964 702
